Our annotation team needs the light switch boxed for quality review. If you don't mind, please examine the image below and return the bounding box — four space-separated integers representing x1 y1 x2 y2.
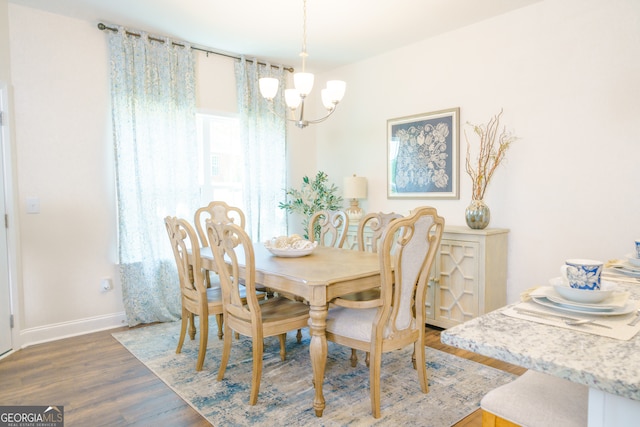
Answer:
26 197 40 214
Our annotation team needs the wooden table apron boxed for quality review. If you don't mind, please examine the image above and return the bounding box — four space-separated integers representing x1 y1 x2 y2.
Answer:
201 244 381 417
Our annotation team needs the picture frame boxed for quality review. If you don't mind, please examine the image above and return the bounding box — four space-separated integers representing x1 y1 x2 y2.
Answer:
387 107 460 199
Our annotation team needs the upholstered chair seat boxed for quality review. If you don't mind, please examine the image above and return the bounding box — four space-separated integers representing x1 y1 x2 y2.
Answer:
481 370 588 427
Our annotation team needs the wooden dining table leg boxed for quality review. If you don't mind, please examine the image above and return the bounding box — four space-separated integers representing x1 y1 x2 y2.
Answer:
309 303 328 417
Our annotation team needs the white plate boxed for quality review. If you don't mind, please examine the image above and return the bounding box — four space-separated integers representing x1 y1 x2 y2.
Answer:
626 253 640 267
610 265 640 277
265 247 315 257
532 296 637 316
549 277 615 303
545 294 617 312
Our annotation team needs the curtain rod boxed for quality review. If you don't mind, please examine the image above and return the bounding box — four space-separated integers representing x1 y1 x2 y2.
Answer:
97 23 294 73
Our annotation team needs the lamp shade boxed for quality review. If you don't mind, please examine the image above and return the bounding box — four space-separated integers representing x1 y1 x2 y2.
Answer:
285 89 302 109
321 89 334 110
293 72 315 96
343 175 367 199
259 77 279 99
326 80 346 103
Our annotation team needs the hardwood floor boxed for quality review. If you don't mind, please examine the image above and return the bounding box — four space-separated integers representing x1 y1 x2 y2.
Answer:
0 325 524 426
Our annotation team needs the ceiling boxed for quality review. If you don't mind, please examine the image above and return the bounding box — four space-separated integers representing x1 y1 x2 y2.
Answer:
8 0 541 72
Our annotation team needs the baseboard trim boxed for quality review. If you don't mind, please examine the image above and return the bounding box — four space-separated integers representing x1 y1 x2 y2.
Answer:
19 312 128 348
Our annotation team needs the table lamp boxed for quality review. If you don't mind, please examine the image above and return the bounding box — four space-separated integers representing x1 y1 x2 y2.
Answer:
343 174 367 221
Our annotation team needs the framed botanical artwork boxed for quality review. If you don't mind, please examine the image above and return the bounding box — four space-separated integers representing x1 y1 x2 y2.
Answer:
387 107 460 199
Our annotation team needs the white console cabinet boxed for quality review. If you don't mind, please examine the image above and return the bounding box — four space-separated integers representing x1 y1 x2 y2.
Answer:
426 226 508 329
346 223 508 329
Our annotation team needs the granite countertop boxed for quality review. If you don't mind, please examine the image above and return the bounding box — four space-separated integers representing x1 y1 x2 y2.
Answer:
441 280 640 402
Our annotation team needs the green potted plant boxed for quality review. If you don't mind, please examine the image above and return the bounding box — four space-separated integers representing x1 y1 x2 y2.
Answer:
279 171 343 239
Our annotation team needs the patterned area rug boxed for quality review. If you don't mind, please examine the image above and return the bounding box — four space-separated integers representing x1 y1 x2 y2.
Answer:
113 321 515 426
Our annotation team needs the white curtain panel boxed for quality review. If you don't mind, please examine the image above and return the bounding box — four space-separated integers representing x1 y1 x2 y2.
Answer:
235 58 288 242
107 27 199 326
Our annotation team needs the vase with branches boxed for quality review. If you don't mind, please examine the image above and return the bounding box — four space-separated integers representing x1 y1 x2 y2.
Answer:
278 171 343 239
464 109 518 228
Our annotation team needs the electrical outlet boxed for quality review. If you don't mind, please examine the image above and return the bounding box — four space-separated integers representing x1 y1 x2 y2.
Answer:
101 278 113 292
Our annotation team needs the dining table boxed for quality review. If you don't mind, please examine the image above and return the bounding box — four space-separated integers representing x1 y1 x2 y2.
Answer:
200 244 381 417
441 273 640 427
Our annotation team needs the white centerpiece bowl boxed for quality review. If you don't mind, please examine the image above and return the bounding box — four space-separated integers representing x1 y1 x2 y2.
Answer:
264 234 318 258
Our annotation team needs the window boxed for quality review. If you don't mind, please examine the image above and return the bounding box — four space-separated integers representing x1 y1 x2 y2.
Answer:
196 112 244 209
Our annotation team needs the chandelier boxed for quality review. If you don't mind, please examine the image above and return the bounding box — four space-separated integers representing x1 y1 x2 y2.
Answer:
258 0 346 129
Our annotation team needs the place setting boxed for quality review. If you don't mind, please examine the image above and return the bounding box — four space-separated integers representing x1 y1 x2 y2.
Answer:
505 258 640 340
603 238 640 280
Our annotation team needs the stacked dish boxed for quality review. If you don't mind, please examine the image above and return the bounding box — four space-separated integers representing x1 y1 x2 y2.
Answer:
528 279 635 316
264 234 318 257
626 253 640 268
606 255 640 277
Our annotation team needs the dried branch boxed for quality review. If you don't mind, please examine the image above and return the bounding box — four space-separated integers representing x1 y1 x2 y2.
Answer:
464 109 518 200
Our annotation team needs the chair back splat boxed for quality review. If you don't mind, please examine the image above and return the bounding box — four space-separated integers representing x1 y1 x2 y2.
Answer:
194 201 246 287
194 201 246 249
308 209 349 248
357 212 403 253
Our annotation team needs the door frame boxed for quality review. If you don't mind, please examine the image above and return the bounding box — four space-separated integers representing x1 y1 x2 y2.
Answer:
0 82 20 357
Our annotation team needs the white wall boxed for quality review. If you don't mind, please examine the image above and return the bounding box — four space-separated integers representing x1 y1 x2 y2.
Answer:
315 0 640 302
8 5 123 344
196 52 237 112
0 0 10 83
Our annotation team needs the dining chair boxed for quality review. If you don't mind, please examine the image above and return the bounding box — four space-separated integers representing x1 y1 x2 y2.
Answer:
194 201 246 288
308 209 349 248
324 206 444 418
206 220 310 405
330 212 403 367
164 216 224 371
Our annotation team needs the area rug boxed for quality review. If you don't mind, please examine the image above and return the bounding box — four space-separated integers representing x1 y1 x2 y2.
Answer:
112 322 515 426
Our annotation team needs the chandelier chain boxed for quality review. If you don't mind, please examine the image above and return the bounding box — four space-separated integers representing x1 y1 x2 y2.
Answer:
300 0 308 71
